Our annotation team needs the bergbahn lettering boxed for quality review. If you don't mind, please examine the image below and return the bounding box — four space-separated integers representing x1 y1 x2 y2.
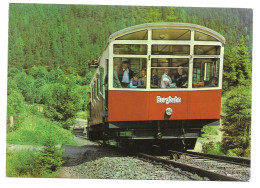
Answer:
156 96 182 104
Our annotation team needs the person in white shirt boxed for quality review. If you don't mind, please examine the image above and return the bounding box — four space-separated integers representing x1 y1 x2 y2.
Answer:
161 69 172 88
118 60 134 87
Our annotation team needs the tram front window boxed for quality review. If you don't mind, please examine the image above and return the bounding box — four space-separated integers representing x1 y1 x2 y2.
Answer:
151 58 189 89
192 58 220 88
113 57 147 88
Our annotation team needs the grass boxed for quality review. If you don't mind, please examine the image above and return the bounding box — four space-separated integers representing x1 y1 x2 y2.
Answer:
6 149 42 177
6 109 77 177
7 114 76 146
6 146 64 177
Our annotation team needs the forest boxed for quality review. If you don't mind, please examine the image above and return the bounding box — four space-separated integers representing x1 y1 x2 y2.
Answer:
7 4 252 177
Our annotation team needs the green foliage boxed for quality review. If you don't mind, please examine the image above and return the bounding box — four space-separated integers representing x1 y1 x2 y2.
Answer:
38 138 64 173
7 112 76 145
48 69 65 83
6 149 42 177
6 145 64 177
223 36 252 91
7 89 25 116
201 126 219 137
29 66 48 80
7 78 25 116
14 72 35 103
8 67 20 78
221 85 251 157
75 85 89 111
8 4 179 75
200 126 224 155
202 141 224 155
77 111 88 119
42 78 81 129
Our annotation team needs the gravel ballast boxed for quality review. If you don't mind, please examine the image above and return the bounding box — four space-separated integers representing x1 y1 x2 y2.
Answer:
59 137 192 180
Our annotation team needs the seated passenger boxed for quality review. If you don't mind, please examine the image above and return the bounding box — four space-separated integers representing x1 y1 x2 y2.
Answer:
161 69 172 88
113 64 122 88
174 67 188 88
151 68 159 87
208 77 218 87
129 73 139 88
138 69 147 88
118 60 134 88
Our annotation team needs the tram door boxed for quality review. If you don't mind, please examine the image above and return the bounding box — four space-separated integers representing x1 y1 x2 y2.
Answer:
104 59 109 120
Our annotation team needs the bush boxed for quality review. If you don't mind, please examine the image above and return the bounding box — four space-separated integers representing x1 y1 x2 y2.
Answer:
6 145 64 177
202 141 224 155
42 80 81 129
6 149 42 177
200 126 224 155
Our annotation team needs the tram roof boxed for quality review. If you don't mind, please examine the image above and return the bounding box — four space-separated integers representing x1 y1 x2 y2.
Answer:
107 22 226 45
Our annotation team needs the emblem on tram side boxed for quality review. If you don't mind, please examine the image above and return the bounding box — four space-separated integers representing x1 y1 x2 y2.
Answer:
156 96 182 104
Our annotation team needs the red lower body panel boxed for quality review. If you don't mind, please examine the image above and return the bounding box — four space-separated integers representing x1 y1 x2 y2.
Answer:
108 90 221 122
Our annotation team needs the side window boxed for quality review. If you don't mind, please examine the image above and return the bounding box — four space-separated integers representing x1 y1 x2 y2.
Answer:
192 58 220 88
151 58 189 89
93 80 96 99
96 74 100 96
91 84 94 103
99 67 104 95
113 57 147 88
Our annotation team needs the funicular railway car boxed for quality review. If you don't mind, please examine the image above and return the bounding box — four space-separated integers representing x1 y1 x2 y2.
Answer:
88 23 225 150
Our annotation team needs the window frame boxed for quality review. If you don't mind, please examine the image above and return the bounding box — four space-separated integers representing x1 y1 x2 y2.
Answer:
108 27 224 91
192 58 221 88
150 58 190 89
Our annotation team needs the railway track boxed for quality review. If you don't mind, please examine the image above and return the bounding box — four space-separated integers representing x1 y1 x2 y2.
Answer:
169 150 250 167
73 129 250 181
136 150 250 181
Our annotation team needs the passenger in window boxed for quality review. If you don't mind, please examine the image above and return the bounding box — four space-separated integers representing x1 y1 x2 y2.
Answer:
138 69 146 88
208 76 218 87
151 68 159 88
129 73 139 88
174 67 188 88
161 69 172 88
118 60 134 87
113 64 122 88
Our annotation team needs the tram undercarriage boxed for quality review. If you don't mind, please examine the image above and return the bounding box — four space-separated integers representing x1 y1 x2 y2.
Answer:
87 119 219 150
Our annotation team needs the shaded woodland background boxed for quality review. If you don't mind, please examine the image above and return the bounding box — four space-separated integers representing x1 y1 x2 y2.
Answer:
6 3 252 177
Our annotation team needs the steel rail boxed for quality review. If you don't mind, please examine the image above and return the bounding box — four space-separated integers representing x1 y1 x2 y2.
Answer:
137 152 240 181
169 150 250 167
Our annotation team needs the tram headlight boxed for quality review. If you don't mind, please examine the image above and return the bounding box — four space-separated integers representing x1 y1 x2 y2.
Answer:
165 108 173 116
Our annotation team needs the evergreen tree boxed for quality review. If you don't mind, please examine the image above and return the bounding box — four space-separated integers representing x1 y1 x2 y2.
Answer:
223 35 252 90
221 85 251 157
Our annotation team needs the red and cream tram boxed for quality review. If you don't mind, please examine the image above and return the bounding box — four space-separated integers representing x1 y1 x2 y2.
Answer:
88 23 225 150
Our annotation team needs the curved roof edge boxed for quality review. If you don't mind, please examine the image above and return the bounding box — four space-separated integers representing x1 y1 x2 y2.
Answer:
107 22 226 45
